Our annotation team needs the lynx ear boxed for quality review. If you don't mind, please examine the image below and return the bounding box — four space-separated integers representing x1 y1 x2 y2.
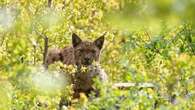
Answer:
72 33 82 47
94 34 105 50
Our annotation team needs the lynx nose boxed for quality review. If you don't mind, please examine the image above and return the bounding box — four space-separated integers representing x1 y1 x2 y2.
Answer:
84 58 90 62
84 58 91 65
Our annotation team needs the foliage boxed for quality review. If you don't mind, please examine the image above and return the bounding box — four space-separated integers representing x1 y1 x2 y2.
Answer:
0 0 195 110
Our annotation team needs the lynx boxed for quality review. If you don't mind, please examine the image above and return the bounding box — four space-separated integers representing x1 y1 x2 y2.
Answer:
46 33 105 67
45 33 108 98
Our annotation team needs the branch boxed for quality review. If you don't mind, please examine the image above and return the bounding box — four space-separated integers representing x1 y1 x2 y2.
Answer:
43 36 48 66
62 0 66 9
48 0 52 8
112 82 157 89
33 44 36 65
0 36 5 46
0 32 5 46
34 30 49 67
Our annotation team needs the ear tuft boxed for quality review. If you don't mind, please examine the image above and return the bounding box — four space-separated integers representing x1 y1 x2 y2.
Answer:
72 33 82 47
94 34 105 50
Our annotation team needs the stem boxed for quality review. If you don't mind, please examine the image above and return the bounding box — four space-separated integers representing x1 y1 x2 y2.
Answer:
48 0 52 8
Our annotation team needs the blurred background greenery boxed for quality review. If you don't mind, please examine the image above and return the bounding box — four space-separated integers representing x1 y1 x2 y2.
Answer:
103 0 195 35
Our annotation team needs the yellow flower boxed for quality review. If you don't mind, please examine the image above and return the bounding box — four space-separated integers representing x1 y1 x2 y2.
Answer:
79 93 88 106
147 88 154 95
81 66 89 73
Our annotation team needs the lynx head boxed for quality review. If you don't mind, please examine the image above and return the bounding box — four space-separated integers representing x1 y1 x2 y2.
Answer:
72 33 105 66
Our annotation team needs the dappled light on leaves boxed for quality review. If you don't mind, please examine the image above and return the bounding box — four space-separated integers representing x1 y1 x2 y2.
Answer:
0 80 12 110
30 67 68 94
0 7 16 32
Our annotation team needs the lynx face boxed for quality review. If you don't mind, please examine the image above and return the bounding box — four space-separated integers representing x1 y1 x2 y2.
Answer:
72 33 104 66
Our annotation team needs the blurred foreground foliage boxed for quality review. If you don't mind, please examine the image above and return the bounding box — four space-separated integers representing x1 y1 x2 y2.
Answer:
0 0 195 110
